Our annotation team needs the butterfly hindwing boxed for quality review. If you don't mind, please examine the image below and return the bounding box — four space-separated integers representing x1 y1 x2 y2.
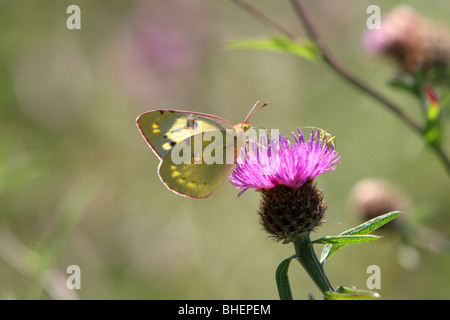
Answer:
160 128 242 198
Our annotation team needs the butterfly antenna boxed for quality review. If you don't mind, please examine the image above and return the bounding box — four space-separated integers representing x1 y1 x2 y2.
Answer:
244 101 269 123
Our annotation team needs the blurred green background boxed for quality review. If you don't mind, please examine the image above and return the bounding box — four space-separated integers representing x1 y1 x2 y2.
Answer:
0 0 449 299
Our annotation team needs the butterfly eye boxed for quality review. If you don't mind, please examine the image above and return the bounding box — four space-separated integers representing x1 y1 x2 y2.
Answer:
242 123 251 131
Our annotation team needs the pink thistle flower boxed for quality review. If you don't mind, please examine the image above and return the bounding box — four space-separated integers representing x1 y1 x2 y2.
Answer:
230 128 340 192
230 128 340 243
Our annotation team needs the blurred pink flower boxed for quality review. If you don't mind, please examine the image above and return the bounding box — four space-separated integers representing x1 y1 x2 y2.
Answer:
364 6 450 73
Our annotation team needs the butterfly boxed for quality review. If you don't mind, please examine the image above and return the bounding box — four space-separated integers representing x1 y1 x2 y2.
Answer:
136 101 267 198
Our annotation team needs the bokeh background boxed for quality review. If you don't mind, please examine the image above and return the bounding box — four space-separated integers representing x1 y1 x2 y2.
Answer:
0 0 449 299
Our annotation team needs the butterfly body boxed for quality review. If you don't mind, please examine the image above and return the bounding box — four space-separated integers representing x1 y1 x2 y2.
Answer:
136 109 252 198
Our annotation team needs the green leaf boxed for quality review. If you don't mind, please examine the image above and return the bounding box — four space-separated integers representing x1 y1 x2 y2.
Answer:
424 120 443 149
387 68 428 99
388 78 420 98
227 36 321 62
324 286 381 300
275 255 296 300
311 235 381 245
320 211 403 264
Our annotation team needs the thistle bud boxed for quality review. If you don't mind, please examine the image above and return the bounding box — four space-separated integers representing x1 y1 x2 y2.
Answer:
350 178 409 229
258 181 326 243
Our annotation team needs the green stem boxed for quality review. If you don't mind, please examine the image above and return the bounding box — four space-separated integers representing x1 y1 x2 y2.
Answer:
293 232 333 293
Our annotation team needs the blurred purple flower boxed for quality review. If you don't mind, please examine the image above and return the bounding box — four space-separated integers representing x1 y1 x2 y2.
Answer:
133 25 194 72
110 0 216 105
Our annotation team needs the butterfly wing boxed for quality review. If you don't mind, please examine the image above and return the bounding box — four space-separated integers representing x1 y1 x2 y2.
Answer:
137 110 242 198
136 110 235 160
159 130 237 198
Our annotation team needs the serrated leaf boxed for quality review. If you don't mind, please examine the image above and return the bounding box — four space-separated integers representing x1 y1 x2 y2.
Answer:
311 235 381 245
324 286 381 300
227 36 321 62
320 211 403 264
275 255 296 300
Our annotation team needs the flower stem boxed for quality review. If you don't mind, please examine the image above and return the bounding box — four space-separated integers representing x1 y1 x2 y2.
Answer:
293 232 333 294
289 0 422 134
231 0 297 39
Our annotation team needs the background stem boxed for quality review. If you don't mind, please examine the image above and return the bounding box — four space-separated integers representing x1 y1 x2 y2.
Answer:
231 0 450 175
289 0 450 175
231 0 297 39
289 0 421 134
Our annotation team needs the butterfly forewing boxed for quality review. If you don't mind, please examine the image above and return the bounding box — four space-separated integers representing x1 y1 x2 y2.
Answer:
136 110 235 160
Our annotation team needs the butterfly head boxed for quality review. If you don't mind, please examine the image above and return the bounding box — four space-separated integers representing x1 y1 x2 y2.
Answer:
242 122 251 132
233 121 252 134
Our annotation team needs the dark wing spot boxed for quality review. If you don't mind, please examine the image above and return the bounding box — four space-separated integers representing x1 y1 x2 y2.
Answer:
159 111 165 115
163 135 168 139
170 141 176 146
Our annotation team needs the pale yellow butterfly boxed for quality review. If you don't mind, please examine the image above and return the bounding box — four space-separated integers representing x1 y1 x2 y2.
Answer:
136 102 267 198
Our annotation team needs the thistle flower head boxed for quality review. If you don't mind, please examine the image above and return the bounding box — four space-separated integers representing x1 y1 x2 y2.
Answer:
230 128 340 243
230 128 340 192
